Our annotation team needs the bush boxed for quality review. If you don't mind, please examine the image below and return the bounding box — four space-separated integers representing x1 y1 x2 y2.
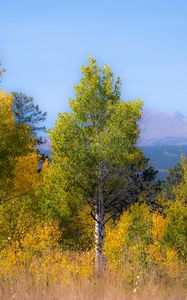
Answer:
104 202 187 288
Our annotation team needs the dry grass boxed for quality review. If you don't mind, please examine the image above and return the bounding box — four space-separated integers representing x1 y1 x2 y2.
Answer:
1 273 187 300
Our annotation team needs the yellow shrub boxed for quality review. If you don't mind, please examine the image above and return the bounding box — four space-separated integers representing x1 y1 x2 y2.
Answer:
104 203 187 287
0 220 94 287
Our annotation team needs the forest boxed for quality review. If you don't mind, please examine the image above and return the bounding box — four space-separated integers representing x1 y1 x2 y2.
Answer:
0 57 186 299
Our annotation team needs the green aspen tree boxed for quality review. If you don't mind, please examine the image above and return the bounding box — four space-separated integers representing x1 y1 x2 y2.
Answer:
50 57 143 270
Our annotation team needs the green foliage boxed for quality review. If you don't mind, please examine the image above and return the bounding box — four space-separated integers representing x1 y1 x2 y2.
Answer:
104 203 153 266
12 92 47 145
162 162 183 200
127 203 153 247
50 56 143 223
173 155 187 203
164 200 187 260
116 157 161 213
41 166 94 250
104 201 187 285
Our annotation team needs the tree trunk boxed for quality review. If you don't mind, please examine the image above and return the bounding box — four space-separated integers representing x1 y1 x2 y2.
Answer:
95 211 105 271
95 164 105 272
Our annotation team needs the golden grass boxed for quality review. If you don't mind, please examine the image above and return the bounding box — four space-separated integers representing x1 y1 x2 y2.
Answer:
1 271 187 300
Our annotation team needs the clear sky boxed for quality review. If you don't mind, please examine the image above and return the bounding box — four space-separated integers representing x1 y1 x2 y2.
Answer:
1 0 187 127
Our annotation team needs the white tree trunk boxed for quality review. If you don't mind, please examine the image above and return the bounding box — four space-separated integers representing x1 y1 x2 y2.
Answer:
95 164 105 271
95 211 105 271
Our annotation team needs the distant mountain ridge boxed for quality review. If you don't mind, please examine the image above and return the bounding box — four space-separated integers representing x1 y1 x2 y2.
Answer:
41 108 187 151
40 108 187 178
139 108 187 146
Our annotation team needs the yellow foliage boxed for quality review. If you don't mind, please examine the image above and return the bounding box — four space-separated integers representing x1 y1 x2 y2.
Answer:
147 241 164 266
104 211 131 263
0 222 61 282
0 221 94 287
0 90 14 126
163 247 182 278
13 152 42 194
151 213 168 242
0 151 47 249
20 222 61 255
104 203 187 287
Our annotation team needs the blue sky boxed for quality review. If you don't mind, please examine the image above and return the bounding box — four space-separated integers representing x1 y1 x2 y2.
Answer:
1 0 187 127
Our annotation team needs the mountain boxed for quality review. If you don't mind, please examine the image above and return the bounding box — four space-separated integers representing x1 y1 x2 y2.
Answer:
42 108 187 149
139 109 187 146
40 108 187 179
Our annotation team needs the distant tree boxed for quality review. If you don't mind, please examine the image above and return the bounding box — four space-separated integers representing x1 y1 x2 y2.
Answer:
50 57 143 270
112 158 161 216
0 91 33 177
0 59 5 81
172 155 187 204
162 162 183 200
12 92 47 145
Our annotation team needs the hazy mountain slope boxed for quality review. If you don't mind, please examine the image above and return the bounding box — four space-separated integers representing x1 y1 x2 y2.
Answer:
139 109 187 146
41 109 187 179
42 108 187 149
